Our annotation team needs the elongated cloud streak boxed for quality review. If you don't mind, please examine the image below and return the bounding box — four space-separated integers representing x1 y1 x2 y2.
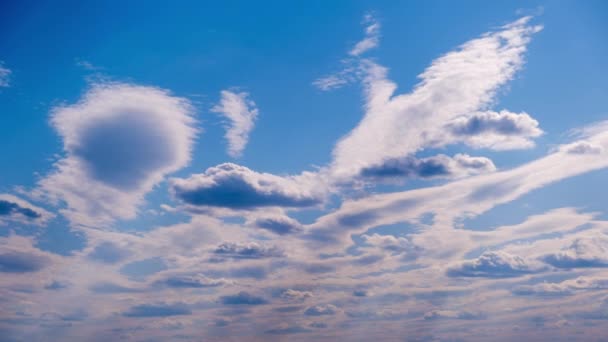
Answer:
212 90 258 158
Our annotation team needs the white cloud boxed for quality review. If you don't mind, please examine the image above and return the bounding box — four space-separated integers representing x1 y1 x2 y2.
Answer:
0 62 11 87
0 194 53 226
280 289 313 301
360 153 496 180
169 163 325 211
330 17 542 179
446 251 545 278
445 110 543 150
307 124 608 250
212 90 258 158
513 276 608 296
541 232 608 268
38 82 197 227
349 14 381 56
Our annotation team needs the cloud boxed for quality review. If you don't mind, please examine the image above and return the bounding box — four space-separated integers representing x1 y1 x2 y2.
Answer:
361 233 421 258
0 251 50 273
313 14 377 91
89 282 141 294
155 274 230 288
220 291 268 305
170 163 323 210
360 153 496 180
306 124 608 249
304 304 339 316
0 62 10 87
560 140 603 155
87 241 131 264
0 194 52 226
213 242 284 259
512 276 608 296
253 215 303 235
349 14 381 56
423 310 485 320
123 303 192 317
445 110 543 150
447 251 544 278
280 289 313 301
330 17 542 179
212 90 258 158
541 233 608 268
265 325 311 335
38 82 197 227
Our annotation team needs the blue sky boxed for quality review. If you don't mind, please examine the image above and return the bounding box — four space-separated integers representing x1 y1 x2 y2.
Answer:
1 1 608 341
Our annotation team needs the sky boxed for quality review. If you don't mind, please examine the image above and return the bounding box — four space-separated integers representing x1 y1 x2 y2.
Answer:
1 1 608 341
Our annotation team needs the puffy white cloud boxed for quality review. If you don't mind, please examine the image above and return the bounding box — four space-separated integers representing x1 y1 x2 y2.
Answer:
360 153 496 180
213 241 284 259
360 233 421 259
560 140 603 155
170 163 324 211
445 110 543 150
446 251 545 278
330 17 542 179
0 61 10 87
38 82 197 227
212 90 258 158
304 304 340 316
0 194 53 226
252 214 303 235
155 273 231 288
541 233 608 268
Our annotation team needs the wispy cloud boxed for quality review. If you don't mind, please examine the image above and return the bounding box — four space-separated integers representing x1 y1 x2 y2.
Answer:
0 61 11 87
212 90 258 158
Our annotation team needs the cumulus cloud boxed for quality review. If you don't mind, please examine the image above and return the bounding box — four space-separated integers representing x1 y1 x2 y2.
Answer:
330 17 542 179
213 242 284 259
560 140 604 155
541 233 608 268
252 215 303 235
38 82 197 227
360 233 421 259
212 90 258 158
304 304 340 316
445 110 543 149
360 153 496 180
155 273 231 288
170 163 324 210
280 289 313 301
0 194 52 226
0 61 10 87
220 291 268 305
0 251 50 273
447 251 544 278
